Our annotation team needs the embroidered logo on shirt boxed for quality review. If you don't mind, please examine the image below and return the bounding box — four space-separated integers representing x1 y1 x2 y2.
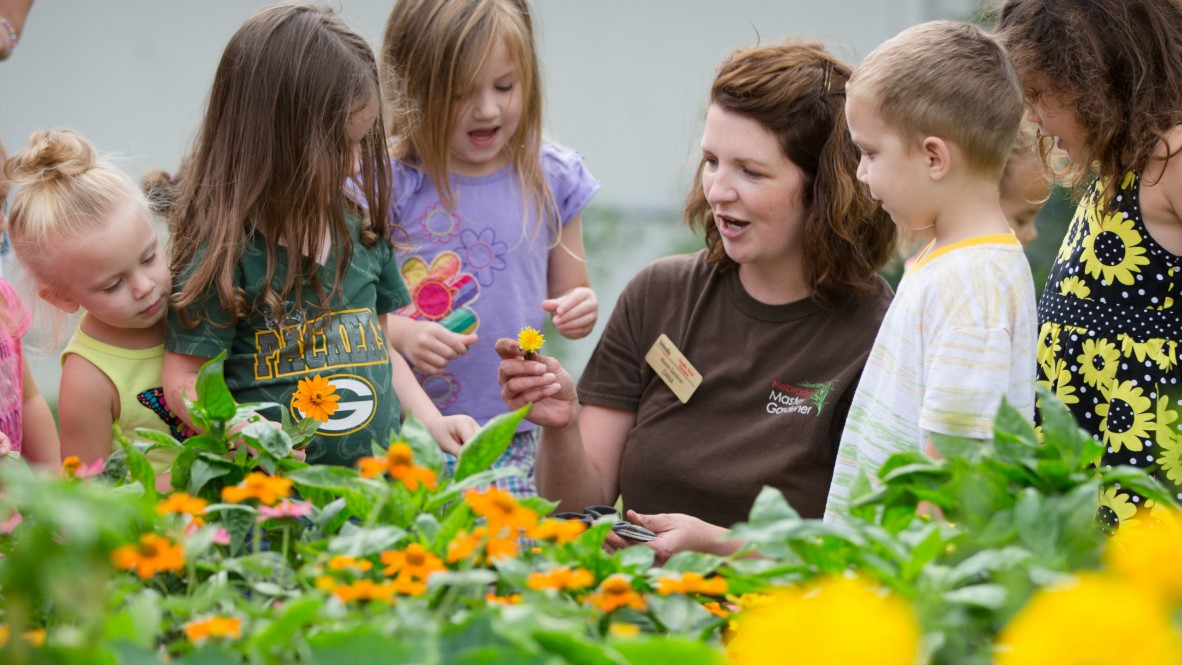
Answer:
766 379 835 416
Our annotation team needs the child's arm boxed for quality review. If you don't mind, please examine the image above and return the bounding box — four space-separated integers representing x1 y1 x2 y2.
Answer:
20 363 60 466
385 315 477 375
384 315 478 455
161 351 208 431
541 215 597 339
58 354 120 466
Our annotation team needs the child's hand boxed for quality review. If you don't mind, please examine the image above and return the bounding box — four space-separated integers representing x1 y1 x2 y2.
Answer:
542 287 598 339
402 319 478 375
426 414 479 457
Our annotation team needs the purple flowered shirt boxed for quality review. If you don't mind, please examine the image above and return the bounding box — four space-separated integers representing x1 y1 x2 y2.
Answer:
389 144 599 429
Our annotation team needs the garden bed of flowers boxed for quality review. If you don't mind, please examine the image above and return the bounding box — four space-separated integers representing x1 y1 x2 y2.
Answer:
1 356 1180 665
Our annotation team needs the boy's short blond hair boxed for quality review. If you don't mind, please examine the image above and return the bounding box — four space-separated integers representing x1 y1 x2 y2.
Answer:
849 20 1024 176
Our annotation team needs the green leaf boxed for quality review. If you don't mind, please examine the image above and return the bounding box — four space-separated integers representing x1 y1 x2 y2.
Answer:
308 628 419 664
288 464 363 492
454 406 530 481
118 429 157 500
745 487 800 526
613 637 725 665
329 522 407 556
188 454 237 496
248 596 323 657
238 419 295 460
194 352 237 422
533 629 627 665
929 434 982 462
1035 385 1095 469
617 545 655 570
943 583 1008 609
399 412 446 474
129 428 184 450
660 551 723 574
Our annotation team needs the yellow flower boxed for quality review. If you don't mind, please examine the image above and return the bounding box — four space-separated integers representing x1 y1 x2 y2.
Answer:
1099 486 1138 532
0 625 46 647
996 573 1182 665
587 574 647 613
727 576 918 665
291 374 340 423
183 616 242 643
221 472 293 506
1106 507 1182 601
517 326 545 354
485 533 519 561
465 487 538 535
380 543 445 582
656 571 728 596
357 443 437 491
1096 380 1155 453
702 601 731 618
1076 338 1120 390
1080 209 1150 285
111 534 186 580
608 623 641 638
1036 323 1061 378
1036 359 1078 406
1057 275 1091 300
156 492 208 517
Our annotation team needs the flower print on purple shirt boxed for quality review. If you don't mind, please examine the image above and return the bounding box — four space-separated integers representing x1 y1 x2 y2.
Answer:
459 227 509 287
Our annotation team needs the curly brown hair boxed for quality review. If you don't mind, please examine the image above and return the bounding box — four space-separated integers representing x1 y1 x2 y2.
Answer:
996 0 1182 204
684 40 896 306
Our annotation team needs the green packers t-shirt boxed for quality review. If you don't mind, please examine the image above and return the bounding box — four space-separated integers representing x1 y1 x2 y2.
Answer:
166 215 410 466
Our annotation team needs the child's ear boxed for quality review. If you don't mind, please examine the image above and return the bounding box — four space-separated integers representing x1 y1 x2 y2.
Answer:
38 285 80 313
922 136 953 182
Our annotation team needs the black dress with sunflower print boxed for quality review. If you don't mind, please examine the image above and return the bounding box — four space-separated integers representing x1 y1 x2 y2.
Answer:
1037 171 1182 531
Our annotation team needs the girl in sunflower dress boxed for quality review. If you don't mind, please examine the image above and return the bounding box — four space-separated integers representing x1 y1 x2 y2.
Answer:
998 0 1182 531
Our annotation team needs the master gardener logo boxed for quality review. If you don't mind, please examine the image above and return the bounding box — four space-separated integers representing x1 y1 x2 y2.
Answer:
766 379 835 416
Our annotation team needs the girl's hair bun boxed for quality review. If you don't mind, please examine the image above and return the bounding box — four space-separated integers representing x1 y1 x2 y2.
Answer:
7 129 97 183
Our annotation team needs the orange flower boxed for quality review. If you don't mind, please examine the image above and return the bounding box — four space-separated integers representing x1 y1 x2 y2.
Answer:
332 579 399 604
527 566 596 592
529 518 586 544
446 527 485 564
380 543 445 581
465 487 538 534
183 616 242 643
656 572 728 596
702 601 731 618
486 593 522 605
221 472 293 506
157 492 208 517
588 574 647 613
291 374 340 423
327 555 374 573
111 534 185 580
357 443 437 491
485 532 519 561
61 456 82 476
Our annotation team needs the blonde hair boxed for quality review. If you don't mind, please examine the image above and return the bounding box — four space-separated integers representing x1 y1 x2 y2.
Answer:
850 20 1024 176
381 0 557 240
168 3 390 329
4 129 147 290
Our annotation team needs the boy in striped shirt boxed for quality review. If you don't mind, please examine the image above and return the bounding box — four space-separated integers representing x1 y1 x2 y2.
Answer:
824 21 1037 521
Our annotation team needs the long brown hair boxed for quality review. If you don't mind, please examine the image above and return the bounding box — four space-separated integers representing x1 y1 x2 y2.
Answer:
996 0 1182 204
381 0 556 239
684 40 895 306
169 2 391 327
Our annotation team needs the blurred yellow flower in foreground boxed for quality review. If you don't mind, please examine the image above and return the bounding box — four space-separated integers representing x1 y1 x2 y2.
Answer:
996 573 1182 665
1105 504 1182 601
728 575 918 665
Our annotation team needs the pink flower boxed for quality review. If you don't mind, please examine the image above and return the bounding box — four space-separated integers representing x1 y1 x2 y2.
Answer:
212 529 231 546
1 511 22 534
256 500 313 522
76 458 105 479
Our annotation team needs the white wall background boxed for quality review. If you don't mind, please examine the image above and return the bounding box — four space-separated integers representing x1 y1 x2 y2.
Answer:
1 0 981 401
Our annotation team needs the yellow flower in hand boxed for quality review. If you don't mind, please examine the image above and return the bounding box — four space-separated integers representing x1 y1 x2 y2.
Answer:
517 326 545 357
291 375 340 423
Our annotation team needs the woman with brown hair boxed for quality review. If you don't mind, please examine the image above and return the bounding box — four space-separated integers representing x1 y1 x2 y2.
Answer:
496 40 895 562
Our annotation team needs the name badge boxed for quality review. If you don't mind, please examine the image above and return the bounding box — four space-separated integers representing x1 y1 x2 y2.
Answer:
645 333 702 404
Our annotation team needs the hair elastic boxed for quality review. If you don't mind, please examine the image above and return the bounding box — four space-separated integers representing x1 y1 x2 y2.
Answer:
822 61 833 95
